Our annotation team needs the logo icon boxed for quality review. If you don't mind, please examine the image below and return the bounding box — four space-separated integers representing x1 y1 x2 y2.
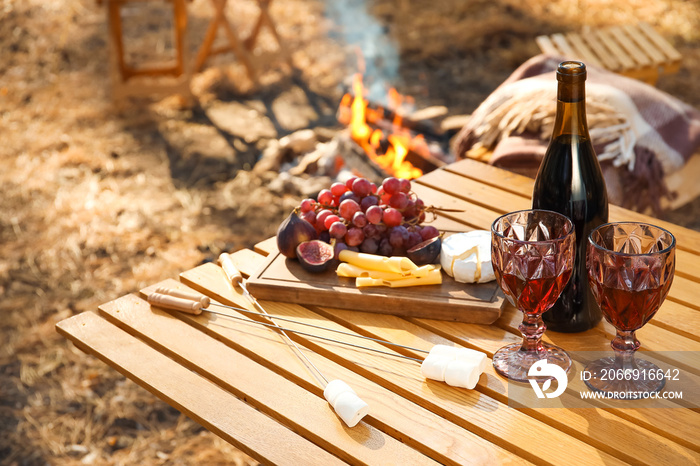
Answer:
528 360 568 398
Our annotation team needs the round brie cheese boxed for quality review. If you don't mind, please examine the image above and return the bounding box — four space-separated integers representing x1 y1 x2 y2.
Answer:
440 230 495 284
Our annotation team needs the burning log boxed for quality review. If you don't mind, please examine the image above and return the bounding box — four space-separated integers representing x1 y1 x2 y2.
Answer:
336 73 454 180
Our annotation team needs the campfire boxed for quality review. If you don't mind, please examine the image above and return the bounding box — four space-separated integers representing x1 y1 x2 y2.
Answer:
338 73 428 180
257 72 455 196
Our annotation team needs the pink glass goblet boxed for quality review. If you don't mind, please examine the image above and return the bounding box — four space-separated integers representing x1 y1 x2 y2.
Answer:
585 222 676 397
491 209 575 382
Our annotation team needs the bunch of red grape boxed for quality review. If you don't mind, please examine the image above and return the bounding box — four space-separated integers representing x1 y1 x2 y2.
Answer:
297 176 440 257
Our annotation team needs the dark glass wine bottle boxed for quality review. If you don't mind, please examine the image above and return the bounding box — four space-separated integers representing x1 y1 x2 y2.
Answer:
532 61 609 333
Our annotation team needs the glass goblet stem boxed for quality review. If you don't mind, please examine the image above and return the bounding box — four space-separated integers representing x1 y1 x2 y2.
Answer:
519 312 546 353
612 330 641 371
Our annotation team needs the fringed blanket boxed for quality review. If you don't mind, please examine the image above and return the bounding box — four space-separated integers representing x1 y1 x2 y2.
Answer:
455 55 700 213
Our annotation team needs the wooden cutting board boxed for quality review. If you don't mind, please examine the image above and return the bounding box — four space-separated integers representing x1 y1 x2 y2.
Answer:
246 251 506 324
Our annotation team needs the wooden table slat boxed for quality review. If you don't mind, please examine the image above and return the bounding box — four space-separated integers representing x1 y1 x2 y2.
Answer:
99 291 443 466
55 311 345 466
180 263 630 465
242 246 700 452
183 260 700 465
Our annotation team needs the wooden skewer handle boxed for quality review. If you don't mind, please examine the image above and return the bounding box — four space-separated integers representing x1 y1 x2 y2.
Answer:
154 286 211 308
147 292 202 315
218 253 243 284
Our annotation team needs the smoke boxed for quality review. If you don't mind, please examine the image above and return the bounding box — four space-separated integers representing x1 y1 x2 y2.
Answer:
324 0 400 103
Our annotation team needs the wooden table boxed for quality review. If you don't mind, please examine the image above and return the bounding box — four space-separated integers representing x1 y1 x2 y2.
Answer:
57 159 700 465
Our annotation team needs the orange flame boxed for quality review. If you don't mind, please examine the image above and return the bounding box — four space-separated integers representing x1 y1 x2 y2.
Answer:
339 73 425 180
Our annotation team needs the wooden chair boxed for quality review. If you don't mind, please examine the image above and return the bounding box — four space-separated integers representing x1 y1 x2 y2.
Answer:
194 0 290 80
536 22 682 85
101 0 193 104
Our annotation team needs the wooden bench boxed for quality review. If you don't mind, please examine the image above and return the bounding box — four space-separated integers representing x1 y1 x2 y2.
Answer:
536 22 682 85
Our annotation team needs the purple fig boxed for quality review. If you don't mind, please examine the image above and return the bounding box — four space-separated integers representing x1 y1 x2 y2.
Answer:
276 210 318 258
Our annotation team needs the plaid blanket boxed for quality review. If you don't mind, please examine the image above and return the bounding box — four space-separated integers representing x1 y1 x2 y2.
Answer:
455 54 700 213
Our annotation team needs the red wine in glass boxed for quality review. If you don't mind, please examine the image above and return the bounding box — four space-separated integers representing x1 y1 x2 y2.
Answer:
585 222 676 397
491 209 576 382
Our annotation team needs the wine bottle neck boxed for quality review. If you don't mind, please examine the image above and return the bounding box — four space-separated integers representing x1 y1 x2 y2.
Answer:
552 81 590 139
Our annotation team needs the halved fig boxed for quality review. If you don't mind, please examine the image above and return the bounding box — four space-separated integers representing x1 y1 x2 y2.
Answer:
296 240 335 273
406 236 442 266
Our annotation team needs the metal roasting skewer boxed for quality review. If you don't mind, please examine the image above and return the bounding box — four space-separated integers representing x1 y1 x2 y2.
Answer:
203 306 423 363
218 253 331 386
149 288 427 363
206 300 429 355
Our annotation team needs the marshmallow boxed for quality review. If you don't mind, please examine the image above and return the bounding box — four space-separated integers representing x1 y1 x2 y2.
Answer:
454 347 488 373
420 355 451 381
332 391 370 428
444 359 481 389
428 344 459 359
323 379 354 406
323 379 369 428
423 345 488 390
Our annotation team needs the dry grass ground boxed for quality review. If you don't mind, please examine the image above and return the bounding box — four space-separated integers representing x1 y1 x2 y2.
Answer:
1 0 699 464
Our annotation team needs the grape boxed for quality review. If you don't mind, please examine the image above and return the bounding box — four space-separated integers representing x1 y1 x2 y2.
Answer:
352 212 367 228
316 209 333 231
345 176 357 189
300 210 316 225
389 226 409 249
389 192 409 210
345 227 365 247
383 207 402 227
365 205 383 225
318 189 333 205
339 191 360 205
324 214 340 230
378 238 393 256
420 225 439 240
363 224 379 239
300 198 316 213
406 231 422 249
402 200 418 221
339 199 361 220
399 178 411 193
331 182 348 196
360 238 378 254
334 241 349 259
319 231 331 243
352 178 372 197
329 196 340 207
329 221 347 239
360 195 378 211
382 177 400 195
370 182 378 194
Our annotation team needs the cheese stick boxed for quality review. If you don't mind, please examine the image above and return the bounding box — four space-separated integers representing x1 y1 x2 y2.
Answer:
355 269 442 288
338 250 418 273
337 262 435 280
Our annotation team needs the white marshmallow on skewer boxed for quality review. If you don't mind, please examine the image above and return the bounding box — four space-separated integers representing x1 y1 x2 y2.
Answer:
420 355 451 382
332 391 370 428
454 347 488 373
428 345 488 373
427 344 459 359
323 379 369 428
444 359 481 389
423 345 488 389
